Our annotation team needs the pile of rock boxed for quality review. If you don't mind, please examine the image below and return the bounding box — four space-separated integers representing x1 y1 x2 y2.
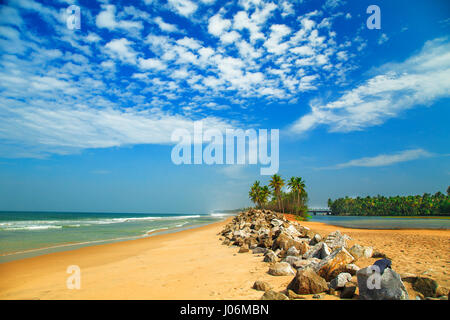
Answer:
219 209 448 300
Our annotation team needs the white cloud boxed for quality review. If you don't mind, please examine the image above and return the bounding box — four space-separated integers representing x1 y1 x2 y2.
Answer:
290 38 450 134
323 0 346 10
96 5 142 31
138 57 166 70
208 13 231 37
220 31 240 44
167 0 198 17
154 17 180 33
325 149 433 169
378 33 389 45
104 38 137 64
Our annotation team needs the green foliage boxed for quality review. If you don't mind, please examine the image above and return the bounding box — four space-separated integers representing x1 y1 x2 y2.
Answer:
248 175 309 219
328 188 450 216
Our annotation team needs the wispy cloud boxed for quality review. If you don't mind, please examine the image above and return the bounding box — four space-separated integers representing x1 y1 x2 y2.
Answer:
321 149 434 169
289 38 450 134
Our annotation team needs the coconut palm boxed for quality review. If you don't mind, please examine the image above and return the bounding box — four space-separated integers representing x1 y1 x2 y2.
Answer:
269 174 284 213
259 186 270 209
249 181 261 208
288 176 306 209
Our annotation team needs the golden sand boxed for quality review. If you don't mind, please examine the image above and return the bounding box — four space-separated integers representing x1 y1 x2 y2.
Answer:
0 217 448 299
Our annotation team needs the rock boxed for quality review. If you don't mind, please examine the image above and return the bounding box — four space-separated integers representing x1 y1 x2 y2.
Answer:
363 246 373 258
349 244 373 259
283 256 302 267
313 294 322 299
349 244 365 259
253 280 272 292
314 247 355 281
268 262 295 276
260 290 289 300
357 266 409 300
272 232 294 251
412 277 438 298
303 242 330 260
264 250 277 263
287 267 328 294
329 272 352 289
340 282 357 299
270 219 284 228
345 263 360 276
238 244 249 253
287 290 306 300
252 247 268 254
309 233 322 246
285 225 301 238
293 240 310 255
293 258 321 270
324 230 350 250
286 246 300 256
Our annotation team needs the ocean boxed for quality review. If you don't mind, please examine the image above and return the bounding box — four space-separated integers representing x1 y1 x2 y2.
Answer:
0 211 232 263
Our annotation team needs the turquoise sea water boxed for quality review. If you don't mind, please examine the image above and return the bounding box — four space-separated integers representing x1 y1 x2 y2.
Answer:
0 211 231 263
1 211 449 264
309 215 450 229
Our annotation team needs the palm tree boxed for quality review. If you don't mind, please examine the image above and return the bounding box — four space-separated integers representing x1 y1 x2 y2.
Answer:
259 186 270 209
249 181 261 208
288 177 298 205
269 174 284 213
288 177 306 210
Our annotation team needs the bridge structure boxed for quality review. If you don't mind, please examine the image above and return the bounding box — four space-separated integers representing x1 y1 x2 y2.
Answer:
307 207 332 215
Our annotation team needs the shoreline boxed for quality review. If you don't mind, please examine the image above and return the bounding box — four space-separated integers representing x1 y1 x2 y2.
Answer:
2 214 448 263
0 220 229 264
0 215 449 299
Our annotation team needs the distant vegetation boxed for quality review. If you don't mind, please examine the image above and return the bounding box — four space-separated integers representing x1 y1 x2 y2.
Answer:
328 187 450 216
248 174 309 219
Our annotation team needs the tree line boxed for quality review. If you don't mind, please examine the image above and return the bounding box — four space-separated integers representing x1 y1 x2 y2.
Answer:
328 187 450 216
248 174 309 219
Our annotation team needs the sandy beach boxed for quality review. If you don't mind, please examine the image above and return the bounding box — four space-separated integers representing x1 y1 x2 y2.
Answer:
0 216 449 300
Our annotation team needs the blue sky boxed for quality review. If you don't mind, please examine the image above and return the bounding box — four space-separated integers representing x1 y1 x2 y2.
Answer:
0 0 449 213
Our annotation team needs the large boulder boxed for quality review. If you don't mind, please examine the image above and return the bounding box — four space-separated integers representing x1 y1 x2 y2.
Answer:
283 256 302 267
253 280 272 292
344 263 360 276
314 247 355 281
260 290 289 300
309 233 322 246
357 266 409 300
268 262 295 276
324 230 350 250
329 272 352 290
252 247 268 254
340 282 357 299
238 244 249 253
293 258 321 270
303 242 330 259
272 232 294 251
287 267 328 294
286 246 300 257
412 277 439 298
349 244 373 259
264 250 278 263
